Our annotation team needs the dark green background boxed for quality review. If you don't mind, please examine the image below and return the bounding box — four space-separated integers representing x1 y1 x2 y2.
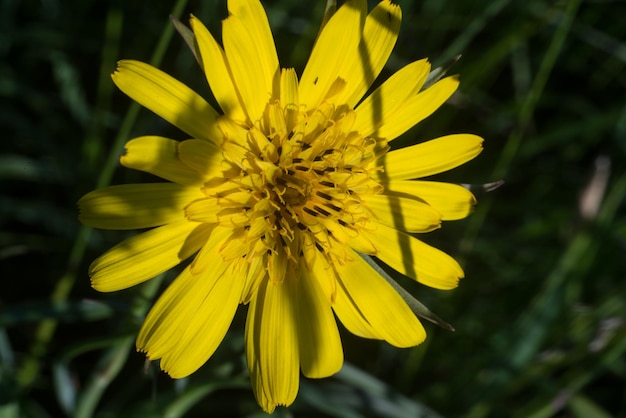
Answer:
1 0 625 416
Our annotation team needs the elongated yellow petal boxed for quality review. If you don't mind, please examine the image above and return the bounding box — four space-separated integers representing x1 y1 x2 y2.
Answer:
137 226 227 357
79 184 203 230
383 180 477 220
137 265 198 358
246 279 299 412
240 256 266 304
219 116 250 147
333 0 402 108
190 15 247 122
160 261 244 377
246 293 275 414
301 238 336 302
280 68 299 108
334 250 425 347
353 59 430 135
378 134 484 180
222 0 279 122
299 0 366 110
363 223 464 290
331 275 382 340
189 226 231 275
298 267 343 378
363 194 442 233
280 68 300 132
120 136 204 186
89 221 210 292
184 198 220 224
345 227 378 255
112 60 222 143
365 75 459 141
177 139 224 179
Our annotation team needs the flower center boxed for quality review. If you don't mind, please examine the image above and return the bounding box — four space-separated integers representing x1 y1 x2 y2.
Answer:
205 101 388 278
273 169 309 208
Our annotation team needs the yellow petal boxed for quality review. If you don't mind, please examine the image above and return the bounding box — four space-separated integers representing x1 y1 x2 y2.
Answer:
363 194 442 233
136 226 229 359
333 249 425 347
280 68 300 132
302 240 336 303
218 118 251 167
240 256 266 304
267 248 288 283
345 227 378 255
353 59 430 135
111 60 222 144
184 198 220 224
280 68 299 108
159 261 244 377
222 0 279 122
120 136 204 186
298 266 343 378
315 216 377 255
219 116 251 145
190 16 247 122
89 221 211 292
326 247 381 340
219 232 259 268
137 265 198 359
246 279 299 412
79 184 204 230
383 180 477 220
189 226 231 275
332 274 382 340
333 0 402 108
245 300 274 414
177 139 225 179
299 0 366 110
378 134 484 180
363 223 464 290
365 75 459 141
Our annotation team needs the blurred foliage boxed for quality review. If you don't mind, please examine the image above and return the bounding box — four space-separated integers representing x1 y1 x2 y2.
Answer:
1 0 625 417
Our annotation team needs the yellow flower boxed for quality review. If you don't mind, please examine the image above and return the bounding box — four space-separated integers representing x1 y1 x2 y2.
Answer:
78 0 482 412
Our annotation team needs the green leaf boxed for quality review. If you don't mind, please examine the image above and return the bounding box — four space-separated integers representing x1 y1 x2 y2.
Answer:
164 380 249 418
423 54 461 90
0 403 19 418
319 0 337 34
0 155 42 181
0 300 115 326
170 15 201 67
569 395 613 418
300 363 446 418
52 362 76 415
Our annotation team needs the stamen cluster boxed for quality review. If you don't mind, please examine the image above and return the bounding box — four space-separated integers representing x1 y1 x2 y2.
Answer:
205 101 387 279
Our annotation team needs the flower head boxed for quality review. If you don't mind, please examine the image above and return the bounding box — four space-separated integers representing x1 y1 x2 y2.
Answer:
79 0 483 412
